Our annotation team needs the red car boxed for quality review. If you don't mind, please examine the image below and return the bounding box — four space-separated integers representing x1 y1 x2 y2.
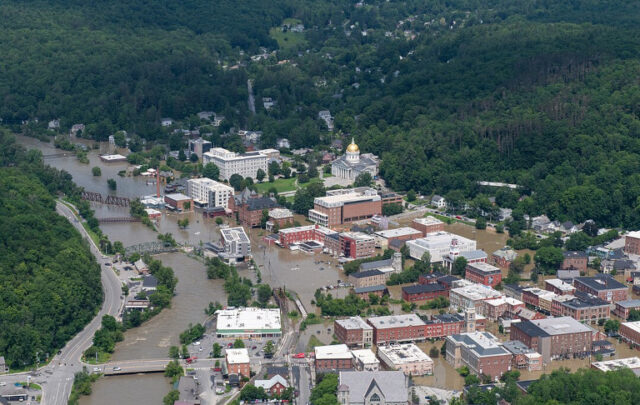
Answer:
186 356 197 364
293 353 305 359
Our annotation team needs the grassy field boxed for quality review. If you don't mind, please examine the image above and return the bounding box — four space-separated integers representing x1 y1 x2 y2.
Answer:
269 27 307 49
254 177 297 193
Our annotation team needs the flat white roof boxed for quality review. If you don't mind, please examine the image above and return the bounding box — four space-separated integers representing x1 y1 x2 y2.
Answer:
378 344 432 365
413 216 444 226
484 297 523 307
626 231 640 239
216 307 281 332
314 192 381 208
269 208 293 219
375 227 422 239
315 344 352 360
341 232 375 242
165 193 191 201
226 348 250 364
221 227 250 244
467 262 501 273
279 225 316 234
100 154 127 160
335 316 372 331
408 232 476 249
367 314 425 329
451 283 502 301
545 278 576 292
351 349 379 364
592 357 640 372
622 321 640 334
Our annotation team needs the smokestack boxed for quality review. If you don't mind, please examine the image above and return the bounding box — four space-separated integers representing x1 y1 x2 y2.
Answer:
156 168 160 198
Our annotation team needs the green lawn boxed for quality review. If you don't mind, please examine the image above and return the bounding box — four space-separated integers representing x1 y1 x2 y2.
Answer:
82 222 101 247
255 177 297 193
19 382 42 391
83 351 111 364
269 27 307 49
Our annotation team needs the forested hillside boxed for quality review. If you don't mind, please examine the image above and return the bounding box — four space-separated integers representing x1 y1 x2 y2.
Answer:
0 133 103 368
4 0 640 226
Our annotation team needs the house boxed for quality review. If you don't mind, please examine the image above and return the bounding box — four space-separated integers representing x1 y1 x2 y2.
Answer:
134 259 148 274
141 275 158 292
431 195 446 209
337 371 409 405
161 117 174 127
276 138 291 149
254 375 289 396
266 366 289 380
262 97 276 110
492 247 518 268
48 119 60 129
0 356 7 373
561 251 588 271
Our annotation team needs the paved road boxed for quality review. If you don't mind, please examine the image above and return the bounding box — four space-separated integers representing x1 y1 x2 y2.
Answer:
1 201 126 405
291 360 312 405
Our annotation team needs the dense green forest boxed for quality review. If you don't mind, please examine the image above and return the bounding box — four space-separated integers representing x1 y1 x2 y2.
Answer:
4 0 640 227
0 163 102 368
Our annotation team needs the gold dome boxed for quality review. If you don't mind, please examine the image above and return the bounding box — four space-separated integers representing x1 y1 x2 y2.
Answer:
346 138 359 153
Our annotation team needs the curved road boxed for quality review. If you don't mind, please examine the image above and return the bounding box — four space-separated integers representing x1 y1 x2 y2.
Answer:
1 202 125 405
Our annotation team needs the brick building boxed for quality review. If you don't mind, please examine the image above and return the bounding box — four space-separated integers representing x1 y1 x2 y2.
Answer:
614 299 640 320
492 247 518 268
353 285 388 299
226 348 251 378
340 232 376 259
267 208 294 230
410 216 445 236
334 316 373 347
482 297 525 321
164 193 193 211
308 188 382 227
502 340 542 372
510 317 592 363
544 279 576 296
348 269 387 288
423 313 466 339
278 224 337 248
624 231 640 255
380 192 403 206
446 332 512 379
573 275 628 303
521 288 557 312
561 251 588 271
367 314 426 345
229 190 280 227
465 262 502 288
374 227 422 245
401 283 449 302
314 344 354 371
554 291 610 324
449 283 503 312
620 321 640 348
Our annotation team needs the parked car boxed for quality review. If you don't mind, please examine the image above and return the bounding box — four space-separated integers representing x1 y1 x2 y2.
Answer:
113 367 121 371
293 353 305 359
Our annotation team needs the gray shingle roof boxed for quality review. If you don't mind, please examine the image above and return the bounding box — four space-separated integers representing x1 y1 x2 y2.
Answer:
360 258 393 271
350 269 384 279
339 371 407 403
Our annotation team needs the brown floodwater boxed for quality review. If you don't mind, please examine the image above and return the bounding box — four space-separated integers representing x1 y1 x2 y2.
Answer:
79 374 169 405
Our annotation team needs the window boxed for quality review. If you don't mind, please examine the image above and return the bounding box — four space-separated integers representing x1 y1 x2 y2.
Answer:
370 393 381 402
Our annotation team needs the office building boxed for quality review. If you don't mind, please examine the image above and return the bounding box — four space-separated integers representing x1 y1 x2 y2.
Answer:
573 275 628 303
314 344 353 371
446 332 512 379
203 147 269 180
449 283 503 312
377 344 434 376
411 216 445 236
367 314 426 345
186 178 234 208
510 317 592 363
620 321 640 348
309 188 382 227
188 138 212 159
406 232 476 262
226 348 251 377
351 349 380 371
220 226 251 259
465 262 502 288
334 317 374 347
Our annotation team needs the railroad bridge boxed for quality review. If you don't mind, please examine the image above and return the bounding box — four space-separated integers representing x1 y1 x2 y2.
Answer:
81 191 130 207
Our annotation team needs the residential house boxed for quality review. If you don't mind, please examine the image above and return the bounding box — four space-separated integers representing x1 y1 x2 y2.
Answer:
254 375 289 396
431 195 446 209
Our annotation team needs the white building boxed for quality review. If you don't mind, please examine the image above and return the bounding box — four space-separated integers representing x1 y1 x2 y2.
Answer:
406 232 477 262
351 349 380 371
215 307 281 338
431 195 446 208
186 178 234 208
331 139 379 181
592 357 640 373
203 147 269 180
161 117 174 127
277 138 290 149
449 283 503 312
220 227 251 258
377 344 433 376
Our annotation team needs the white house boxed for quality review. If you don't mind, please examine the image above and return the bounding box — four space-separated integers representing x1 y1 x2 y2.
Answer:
431 195 446 209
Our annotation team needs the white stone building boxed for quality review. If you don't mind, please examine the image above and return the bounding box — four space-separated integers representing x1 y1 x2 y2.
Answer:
203 147 269 180
186 178 234 208
331 139 379 181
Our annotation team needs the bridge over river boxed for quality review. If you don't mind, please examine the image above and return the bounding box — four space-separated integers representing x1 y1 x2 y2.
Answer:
90 358 218 376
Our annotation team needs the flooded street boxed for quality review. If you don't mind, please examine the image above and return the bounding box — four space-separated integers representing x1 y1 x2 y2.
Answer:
79 374 169 405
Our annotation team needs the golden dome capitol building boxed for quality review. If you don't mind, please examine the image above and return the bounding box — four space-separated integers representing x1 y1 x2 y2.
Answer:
331 138 379 180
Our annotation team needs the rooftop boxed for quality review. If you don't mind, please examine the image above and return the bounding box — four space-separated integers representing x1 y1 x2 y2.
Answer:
338 371 407 403
375 227 422 239
574 275 626 291
402 283 447 295
516 316 592 337
545 278 576 292
314 189 380 208
592 357 640 372
563 251 588 258
351 349 379 364
353 285 388 294
360 258 393 271
622 321 640 334
451 283 502 301
335 316 372 331
165 193 191 201
456 250 488 261
408 232 476 249
226 348 250 364
216 307 281 332
466 262 501 274
367 314 425 329
448 332 510 357
502 340 536 355
616 299 640 308
350 269 384 279
315 344 352 360
562 291 609 309
412 216 444 226
221 227 250 244
269 208 293 219
378 343 433 365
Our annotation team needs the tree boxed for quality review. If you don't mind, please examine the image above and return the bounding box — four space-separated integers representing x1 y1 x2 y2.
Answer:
92 166 101 176
178 218 189 229
107 178 117 190
260 209 269 229
604 319 620 333
524 253 531 264
178 150 187 161
215 217 223 225
429 346 439 358
475 217 487 229
240 385 268 401
163 390 180 405
534 247 564 273
268 161 280 176
257 284 272 305
256 168 266 182
382 203 403 216
164 360 184 378
229 174 244 191
354 172 372 187
189 153 198 162
565 232 592 251
169 346 179 359
453 256 468 276
212 343 222 358
202 163 220 180
181 345 189 359
407 190 416 202
583 220 598 237
263 340 275 357
233 339 245 348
